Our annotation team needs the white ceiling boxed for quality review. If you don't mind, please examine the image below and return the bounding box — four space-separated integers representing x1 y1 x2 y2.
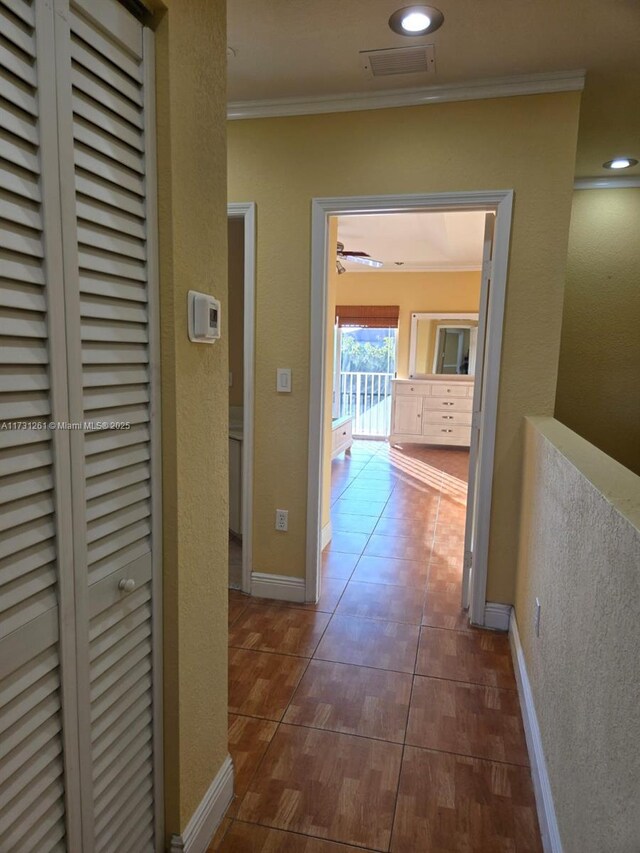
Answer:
337 211 487 272
227 0 640 177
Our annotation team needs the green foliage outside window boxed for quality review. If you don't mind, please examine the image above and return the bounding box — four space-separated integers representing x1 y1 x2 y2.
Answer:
340 332 396 373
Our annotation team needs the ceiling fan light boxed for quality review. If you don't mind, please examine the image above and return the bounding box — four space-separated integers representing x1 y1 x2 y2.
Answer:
389 5 444 37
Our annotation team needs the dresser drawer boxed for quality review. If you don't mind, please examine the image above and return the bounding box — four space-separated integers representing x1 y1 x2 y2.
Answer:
422 423 472 444
423 409 472 426
332 418 352 449
429 383 471 398
394 382 429 396
423 395 473 413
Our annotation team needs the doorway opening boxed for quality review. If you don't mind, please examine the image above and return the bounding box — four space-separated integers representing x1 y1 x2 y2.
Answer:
307 192 512 628
227 203 256 594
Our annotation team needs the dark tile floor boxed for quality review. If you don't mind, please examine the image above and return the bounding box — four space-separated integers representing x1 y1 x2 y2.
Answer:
215 440 540 852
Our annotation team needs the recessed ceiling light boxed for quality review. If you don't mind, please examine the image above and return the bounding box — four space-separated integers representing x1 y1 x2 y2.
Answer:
603 157 638 170
389 5 444 36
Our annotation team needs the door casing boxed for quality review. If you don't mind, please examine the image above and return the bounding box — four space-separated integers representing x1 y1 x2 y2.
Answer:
227 203 257 595
306 191 513 626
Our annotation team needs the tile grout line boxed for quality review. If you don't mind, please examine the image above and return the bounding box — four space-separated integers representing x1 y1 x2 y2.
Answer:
230 640 517 691
229 817 386 853
230 711 531 769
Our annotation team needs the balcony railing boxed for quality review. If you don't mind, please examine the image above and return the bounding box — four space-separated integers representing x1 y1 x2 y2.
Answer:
337 371 394 437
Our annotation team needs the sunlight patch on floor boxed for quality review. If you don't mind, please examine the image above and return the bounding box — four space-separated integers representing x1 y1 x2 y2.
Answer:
388 446 468 504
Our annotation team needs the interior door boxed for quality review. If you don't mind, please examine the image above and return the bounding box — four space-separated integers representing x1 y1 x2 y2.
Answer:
462 213 495 610
0 0 82 848
53 0 161 849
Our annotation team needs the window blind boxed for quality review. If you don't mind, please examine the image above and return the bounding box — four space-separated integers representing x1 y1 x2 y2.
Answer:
335 305 400 328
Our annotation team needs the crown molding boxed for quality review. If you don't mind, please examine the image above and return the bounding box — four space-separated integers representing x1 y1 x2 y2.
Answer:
227 70 585 120
574 176 640 190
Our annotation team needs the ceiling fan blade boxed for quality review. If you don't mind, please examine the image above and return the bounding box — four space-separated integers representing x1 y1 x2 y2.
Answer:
343 254 383 269
336 242 383 268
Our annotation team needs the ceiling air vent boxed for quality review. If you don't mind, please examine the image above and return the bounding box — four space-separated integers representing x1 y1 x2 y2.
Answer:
359 45 436 78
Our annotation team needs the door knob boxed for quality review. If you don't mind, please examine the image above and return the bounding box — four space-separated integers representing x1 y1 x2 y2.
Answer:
118 578 136 593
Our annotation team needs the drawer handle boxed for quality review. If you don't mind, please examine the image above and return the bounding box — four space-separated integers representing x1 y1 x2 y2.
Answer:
342 431 347 436
441 428 453 433
118 578 136 593
442 415 453 419
442 401 454 406
446 388 451 393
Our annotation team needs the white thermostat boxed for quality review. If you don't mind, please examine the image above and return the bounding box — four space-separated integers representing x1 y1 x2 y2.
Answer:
188 290 221 343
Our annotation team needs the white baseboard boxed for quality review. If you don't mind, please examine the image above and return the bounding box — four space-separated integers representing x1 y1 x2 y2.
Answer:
321 520 332 550
169 754 234 853
483 601 512 631
509 614 563 853
251 571 306 602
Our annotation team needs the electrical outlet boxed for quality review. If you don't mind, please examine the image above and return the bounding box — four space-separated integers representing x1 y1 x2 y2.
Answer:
275 509 288 531
534 598 541 637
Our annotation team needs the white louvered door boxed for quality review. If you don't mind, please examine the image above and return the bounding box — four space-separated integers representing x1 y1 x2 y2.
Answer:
0 0 82 850
0 0 161 850
52 0 161 850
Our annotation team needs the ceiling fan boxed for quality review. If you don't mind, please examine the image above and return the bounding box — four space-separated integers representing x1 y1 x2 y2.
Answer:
336 241 383 271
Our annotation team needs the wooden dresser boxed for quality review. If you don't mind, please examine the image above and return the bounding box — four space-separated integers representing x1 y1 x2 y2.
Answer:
389 377 473 447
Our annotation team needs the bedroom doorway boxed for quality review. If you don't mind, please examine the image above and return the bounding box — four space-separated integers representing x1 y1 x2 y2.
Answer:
307 192 512 629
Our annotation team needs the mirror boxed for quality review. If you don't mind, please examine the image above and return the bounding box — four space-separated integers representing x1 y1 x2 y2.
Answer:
409 312 479 378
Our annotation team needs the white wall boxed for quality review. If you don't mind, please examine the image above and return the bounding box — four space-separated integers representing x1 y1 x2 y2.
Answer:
515 417 640 852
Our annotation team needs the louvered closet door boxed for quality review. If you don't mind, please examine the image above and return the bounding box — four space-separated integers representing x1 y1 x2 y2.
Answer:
0 1 82 850
53 0 161 850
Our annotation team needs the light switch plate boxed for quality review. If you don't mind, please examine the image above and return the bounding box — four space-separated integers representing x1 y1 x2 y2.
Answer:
276 368 292 392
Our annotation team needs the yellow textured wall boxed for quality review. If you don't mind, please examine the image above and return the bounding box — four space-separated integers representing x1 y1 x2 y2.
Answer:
154 0 228 838
336 271 481 378
228 217 244 408
555 189 640 475
228 92 580 602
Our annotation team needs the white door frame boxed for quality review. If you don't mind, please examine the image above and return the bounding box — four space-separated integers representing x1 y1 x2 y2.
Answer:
306 192 513 626
228 203 256 594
